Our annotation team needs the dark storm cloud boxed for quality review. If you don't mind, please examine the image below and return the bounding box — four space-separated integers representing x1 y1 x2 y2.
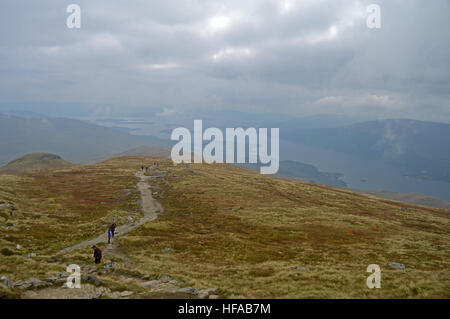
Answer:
0 0 449 121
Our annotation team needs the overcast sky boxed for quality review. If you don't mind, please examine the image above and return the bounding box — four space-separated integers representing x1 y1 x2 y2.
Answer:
0 0 449 122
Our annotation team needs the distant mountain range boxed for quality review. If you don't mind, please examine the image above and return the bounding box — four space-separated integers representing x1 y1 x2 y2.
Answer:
0 114 167 165
1 112 449 207
281 119 450 184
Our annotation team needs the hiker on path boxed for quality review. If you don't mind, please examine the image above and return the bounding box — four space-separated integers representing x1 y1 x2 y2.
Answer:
92 245 102 264
110 223 116 238
107 228 112 244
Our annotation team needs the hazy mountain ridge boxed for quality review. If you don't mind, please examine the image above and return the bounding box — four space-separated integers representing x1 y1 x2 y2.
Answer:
0 114 163 165
282 119 450 183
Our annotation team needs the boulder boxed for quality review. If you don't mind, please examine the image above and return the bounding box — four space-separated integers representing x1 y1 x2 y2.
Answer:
56 277 69 283
198 288 218 299
199 288 218 295
103 262 115 269
198 292 209 299
56 271 70 278
0 276 13 288
293 266 310 271
82 275 102 286
42 276 59 283
143 280 162 289
162 248 174 253
5 280 13 288
177 287 199 295
157 275 172 283
120 291 134 297
17 283 32 290
388 262 406 270
92 292 103 299
28 277 48 288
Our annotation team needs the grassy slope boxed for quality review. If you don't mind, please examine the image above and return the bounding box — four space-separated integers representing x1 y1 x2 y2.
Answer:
0 156 449 298
0 153 72 174
0 159 141 282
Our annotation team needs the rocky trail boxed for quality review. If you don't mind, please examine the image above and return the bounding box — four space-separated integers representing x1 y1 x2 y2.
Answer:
3 170 220 299
58 170 162 254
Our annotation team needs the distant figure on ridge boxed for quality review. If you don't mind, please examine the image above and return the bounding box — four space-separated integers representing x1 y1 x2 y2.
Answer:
107 228 112 244
92 245 102 264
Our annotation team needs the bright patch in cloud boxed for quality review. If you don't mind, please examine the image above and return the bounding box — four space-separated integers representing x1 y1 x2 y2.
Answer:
302 24 340 44
212 47 253 61
329 25 338 37
281 0 293 13
90 33 122 51
140 63 180 70
208 16 231 31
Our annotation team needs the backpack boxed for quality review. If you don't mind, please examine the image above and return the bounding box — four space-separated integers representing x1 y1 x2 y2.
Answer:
96 248 102 256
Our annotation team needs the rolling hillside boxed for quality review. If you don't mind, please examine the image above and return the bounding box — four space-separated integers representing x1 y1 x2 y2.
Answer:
0 156 449 298
0 153 72 174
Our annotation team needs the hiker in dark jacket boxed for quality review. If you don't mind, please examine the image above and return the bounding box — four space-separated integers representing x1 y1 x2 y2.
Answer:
92 245 102 264
107 228 112 244
110 223 116 238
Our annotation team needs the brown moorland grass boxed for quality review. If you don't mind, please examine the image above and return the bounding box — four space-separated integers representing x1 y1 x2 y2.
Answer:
116 158 450 298
0 156 449 298
0 158 144 282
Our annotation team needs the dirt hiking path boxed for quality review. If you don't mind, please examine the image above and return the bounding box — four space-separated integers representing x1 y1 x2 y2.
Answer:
58 171 162 254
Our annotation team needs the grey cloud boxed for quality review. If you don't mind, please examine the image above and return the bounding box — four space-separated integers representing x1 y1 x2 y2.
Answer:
0 0 449 121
